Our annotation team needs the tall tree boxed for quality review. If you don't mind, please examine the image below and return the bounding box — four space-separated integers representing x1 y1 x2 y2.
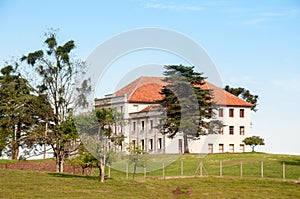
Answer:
21 31 89 172
156 65 217 153
224 85 258 112
0 65 51 159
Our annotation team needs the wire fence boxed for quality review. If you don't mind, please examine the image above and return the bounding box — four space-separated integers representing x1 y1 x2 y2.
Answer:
121 159 300 180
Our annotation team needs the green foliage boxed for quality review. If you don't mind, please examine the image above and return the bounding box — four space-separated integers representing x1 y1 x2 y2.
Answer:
20 30 89 172
95 108 124 146
69 144 98 173
224 85 259 112
156 65 217 153
243 136 265 152
0 64 52 159
75 108 124 182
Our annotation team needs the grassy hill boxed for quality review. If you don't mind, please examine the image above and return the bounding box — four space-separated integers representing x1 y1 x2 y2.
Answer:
1 153 300 198
110 152 300 180
0 169 300 198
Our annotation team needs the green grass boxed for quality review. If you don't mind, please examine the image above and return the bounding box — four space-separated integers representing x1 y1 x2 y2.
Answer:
1 152 299 180
0 169 300 199
112 153 300 180
1 153 300 198
0 159 18 164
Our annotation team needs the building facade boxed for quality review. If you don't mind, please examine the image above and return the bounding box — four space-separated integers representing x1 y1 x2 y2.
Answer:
95 76 253 154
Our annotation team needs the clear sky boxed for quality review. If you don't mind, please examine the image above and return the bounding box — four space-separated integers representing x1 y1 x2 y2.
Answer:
1 0 300 155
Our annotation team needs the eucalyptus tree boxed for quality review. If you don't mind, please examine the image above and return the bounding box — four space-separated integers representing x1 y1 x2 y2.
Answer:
21 32 90 172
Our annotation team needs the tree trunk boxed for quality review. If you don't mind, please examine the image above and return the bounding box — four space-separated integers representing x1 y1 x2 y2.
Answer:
11 124 21 160
11 144 19 160
183 133 190 153
100 162 105 183
56 153 64 173
98 158 105 183
133 156 137 179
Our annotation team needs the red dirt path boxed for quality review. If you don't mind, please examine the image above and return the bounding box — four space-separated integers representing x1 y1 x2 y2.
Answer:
0 160 83 175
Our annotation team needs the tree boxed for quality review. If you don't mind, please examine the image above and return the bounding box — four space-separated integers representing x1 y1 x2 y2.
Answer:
75 108 123 182
95 108 125 151
156 65 219 153
126 142 144 179
69 143 98 175
20 31 89 172
242 136 265 152
0 64 52 159
224 85 258 112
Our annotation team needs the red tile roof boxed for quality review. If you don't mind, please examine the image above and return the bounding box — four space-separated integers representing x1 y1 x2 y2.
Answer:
115 76 253 107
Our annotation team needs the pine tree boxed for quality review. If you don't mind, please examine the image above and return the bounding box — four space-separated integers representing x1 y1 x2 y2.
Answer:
0 65 51 159
156 65 215 153
224 85 258 111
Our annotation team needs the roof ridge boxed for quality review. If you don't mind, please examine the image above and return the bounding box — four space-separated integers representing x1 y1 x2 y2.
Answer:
115 76 253 107
224 89 253 106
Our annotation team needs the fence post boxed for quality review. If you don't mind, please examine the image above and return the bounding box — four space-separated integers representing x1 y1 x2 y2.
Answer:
126 163 128 179
283 162 285 179
144 166 146 178
220 160 222 177
240 161 243 178
181 159 183 176
261 161 264 178
200 161 203 177
108 165 111 178
162 161 165 179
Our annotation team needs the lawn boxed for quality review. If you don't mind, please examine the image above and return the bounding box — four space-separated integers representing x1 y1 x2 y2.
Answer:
114 152 300 180
0 169 300 199
1 152 300 198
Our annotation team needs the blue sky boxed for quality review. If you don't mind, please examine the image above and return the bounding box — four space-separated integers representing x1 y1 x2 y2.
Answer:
1 0 300 155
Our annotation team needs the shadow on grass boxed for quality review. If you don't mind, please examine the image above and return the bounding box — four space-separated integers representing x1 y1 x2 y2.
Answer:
281 158 300 166
47 172 99 180
47 172 114 182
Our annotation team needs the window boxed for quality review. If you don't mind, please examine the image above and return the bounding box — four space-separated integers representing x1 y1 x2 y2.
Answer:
240 144 245 152
150 120 153 129
219 144 224 153
120 106 123 114
240 126 245 135
229 109 234 117
240 109 244 118
141 139 145 150
229 144 234 153
132 140 136 147
158 138 162 149
229 126 234 135
141 121 145 131
218 108 224 117
149 139 153 150
220 127 224 135
208 144 213 153
133 122 136 131
178 139 183 154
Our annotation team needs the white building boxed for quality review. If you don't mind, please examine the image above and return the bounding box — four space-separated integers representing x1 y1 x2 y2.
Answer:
95 76 253 154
